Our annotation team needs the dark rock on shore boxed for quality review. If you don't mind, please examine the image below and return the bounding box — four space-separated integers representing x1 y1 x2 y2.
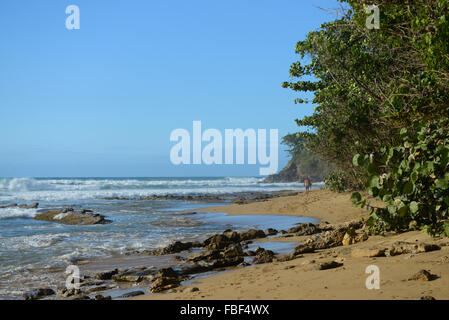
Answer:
239 229 266 241
23 288 55 300
188 243 243 263
203 234 235 250
34 208 112 225
265 228 278 236
252 249 275 264
146 241 199 255
419 296 436 300
408 269 438 281
149 268 182 293
56 287 81 298
315 261 343 270
112 266 156 282
290 220 363 258
182 241 245 275
95 269 119 280
288 223 320 236
386 242 440 256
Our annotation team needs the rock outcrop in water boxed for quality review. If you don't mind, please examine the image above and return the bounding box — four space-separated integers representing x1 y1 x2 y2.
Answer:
103 190 302 205
0 202 39 209
34 208 112 225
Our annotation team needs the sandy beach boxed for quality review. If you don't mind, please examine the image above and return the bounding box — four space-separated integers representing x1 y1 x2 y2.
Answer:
135 189 449 300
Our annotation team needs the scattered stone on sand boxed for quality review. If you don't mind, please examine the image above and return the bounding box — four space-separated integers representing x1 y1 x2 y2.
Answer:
94 294 112 300
419 296 436 300
23 288 55 300
342 231 368 246
386 242 441 256
351 248 386 258
289 220 365 259
189 287 200 292
315 261 343 270
34 208 112 225
408 270 438 281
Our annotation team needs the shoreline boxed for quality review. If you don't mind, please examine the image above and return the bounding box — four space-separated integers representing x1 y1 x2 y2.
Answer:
134 189 449 300
193 189 369 224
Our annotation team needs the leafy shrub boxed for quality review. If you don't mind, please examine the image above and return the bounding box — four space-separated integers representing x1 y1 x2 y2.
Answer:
325 170 353 192
351 117 449 236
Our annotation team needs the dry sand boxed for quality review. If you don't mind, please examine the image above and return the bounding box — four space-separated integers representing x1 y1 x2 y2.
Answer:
135 189 449 300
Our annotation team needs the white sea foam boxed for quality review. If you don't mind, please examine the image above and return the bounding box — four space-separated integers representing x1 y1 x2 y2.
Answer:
0 177 322 202
0 207 38 220
0 233 70 250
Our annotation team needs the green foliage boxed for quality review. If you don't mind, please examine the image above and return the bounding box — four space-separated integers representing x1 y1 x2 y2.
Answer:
325 170 355 193
284 1 449 236
352 115 449 236
283 11 398 188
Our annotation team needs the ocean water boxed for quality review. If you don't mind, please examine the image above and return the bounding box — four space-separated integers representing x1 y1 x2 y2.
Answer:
0 177 321 299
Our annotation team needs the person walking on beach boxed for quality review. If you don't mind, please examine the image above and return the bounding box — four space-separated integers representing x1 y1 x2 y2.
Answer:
304 176 312 193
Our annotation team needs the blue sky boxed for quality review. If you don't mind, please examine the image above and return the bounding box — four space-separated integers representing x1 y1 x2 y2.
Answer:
0 0 338 177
